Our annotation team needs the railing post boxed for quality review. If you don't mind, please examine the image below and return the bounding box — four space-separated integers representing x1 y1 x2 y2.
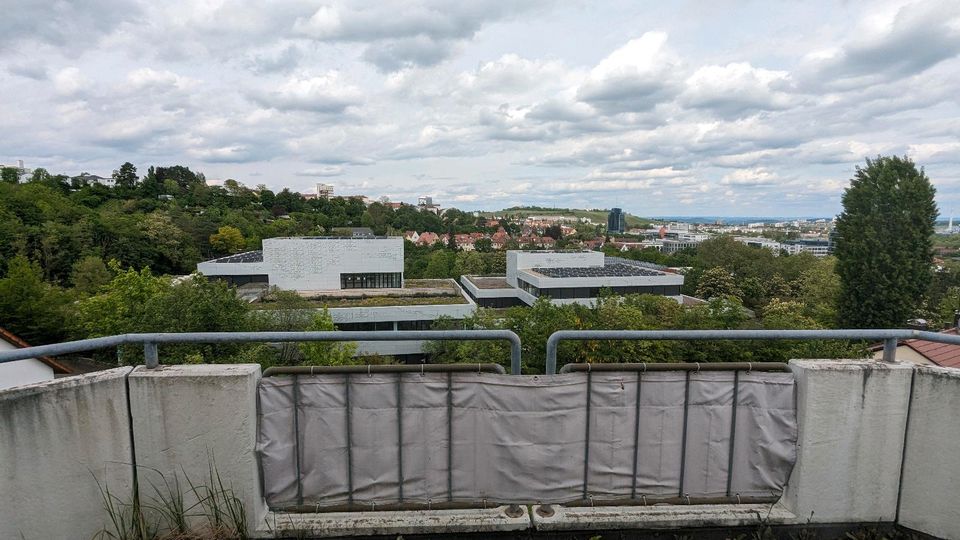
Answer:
882 337 898 363
508 334 522 375
144 342 159 369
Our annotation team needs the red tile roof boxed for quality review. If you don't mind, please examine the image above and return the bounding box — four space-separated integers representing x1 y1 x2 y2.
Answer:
902 328 960 368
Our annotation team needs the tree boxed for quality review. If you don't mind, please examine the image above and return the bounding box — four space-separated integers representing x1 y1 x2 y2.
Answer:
209 225 246 254
112 162 139 190
474 238 493 253
423 250 454 278
0 255 72 344
298 310 357 365
1 167 19 184
454 251 486 276
695 267 742 300
835 156 938 328
70 255 113 295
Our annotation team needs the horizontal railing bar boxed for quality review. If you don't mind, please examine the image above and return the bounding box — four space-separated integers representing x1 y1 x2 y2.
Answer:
544 329 945 374
0 330 523 374
272 495 781 513
559 362 791 373
263 363 506 377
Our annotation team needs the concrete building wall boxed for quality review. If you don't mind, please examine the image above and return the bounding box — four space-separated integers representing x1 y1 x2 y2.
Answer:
782 360 913 523
197 258 267 277
264 237 403 290
0 368 134 540
896 365 960 540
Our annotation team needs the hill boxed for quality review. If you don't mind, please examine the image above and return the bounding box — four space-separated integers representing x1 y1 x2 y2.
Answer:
480 206 651 228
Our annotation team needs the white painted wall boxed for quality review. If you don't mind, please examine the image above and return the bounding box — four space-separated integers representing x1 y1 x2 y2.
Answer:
0 368 134 540
264 237 403 290
0 338 55 390
896 365 960 540
782 360 913 523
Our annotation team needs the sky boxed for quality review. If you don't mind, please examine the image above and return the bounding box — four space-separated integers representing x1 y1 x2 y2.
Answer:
2 0 960 217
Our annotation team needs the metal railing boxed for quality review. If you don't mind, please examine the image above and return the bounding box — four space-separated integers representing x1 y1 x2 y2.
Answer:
0 330 523 375
542 328 960 374
6 327 960 375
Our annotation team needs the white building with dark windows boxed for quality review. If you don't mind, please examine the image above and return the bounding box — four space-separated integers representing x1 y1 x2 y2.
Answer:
197 236 404 291
461 250 685 307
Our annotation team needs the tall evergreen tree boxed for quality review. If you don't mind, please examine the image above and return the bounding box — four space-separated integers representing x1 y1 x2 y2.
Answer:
835 156 938 328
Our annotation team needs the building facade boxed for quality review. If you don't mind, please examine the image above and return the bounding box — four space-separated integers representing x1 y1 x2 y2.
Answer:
462 250 684 307
607 208 625 234
197 237 404 291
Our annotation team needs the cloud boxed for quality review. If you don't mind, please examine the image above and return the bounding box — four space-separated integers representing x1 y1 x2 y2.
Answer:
720 168 779 186
680 62 797 117
800 0 960 89
296 166 345 177
7 63 48 80
52 67 90 98
576 32 680 113
293 1 546 71
0 0 139 52
248 72 362 112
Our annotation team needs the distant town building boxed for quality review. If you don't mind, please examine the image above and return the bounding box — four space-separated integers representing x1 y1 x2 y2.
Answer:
607 208 625 234
316 183 334 198
0 160 31 182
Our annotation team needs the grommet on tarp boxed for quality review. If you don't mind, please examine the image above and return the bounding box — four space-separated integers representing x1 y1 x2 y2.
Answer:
427 498 432 510
588 494 594 507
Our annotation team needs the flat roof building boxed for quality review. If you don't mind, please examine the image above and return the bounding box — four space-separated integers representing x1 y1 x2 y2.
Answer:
462 250 685 307
197 236 403 291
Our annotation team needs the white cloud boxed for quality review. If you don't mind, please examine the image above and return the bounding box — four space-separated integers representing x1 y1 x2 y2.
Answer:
249 72 362 112
680 62 797 117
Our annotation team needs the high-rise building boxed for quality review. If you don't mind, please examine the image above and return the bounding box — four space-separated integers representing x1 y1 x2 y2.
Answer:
607 207 625 234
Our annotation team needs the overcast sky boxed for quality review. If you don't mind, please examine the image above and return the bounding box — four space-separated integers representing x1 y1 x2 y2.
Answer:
2 0 960 217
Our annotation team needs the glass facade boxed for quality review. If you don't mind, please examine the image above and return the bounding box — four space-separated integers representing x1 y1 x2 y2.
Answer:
340 272 402 289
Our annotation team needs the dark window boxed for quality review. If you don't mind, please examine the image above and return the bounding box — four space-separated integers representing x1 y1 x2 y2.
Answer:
336 321 395 331
398 320 434 331
210 274 269 287
340 272 402 289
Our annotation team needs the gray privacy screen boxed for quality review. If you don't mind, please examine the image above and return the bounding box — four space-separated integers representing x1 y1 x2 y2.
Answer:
257 371 797 508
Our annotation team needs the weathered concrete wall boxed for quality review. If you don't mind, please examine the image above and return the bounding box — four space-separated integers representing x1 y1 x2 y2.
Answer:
0 367 134 540
782 360 913 523
128 364 266 534
896 366 960 539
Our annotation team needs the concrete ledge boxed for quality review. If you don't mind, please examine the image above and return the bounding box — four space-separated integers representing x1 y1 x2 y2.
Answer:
896 365 960 540
531 503 797 531
258 506 531 538
128 364 266 534
783 359 913 523
0 367 134 540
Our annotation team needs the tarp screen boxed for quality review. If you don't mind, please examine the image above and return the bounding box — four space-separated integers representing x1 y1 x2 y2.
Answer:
257 371 796 509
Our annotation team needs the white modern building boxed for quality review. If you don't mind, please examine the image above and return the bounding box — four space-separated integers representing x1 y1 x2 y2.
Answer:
462 250 685 307
197 237 404 290
316 183 334 198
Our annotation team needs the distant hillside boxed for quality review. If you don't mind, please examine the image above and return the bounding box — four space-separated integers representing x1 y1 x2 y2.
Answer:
481 206 651 228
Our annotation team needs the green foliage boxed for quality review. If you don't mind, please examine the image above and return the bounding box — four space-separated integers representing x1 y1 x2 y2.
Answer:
835 156 938 328
298 310 358 365
209 226 246 254
0 255 73 343
695 267 742 300
71 255 114 295
73 263 250 363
